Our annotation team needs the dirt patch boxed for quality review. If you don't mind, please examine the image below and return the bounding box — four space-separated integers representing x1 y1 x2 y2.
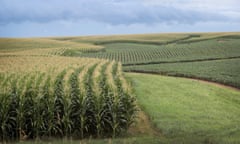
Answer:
128 108 162 137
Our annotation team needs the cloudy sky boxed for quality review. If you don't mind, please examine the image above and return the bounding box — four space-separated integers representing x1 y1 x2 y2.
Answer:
0 0 240 37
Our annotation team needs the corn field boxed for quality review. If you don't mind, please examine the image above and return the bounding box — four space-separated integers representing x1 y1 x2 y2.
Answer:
0 56 136 141
0 38 103 57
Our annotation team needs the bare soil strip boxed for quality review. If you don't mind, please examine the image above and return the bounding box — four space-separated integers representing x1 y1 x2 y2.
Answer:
128 109 162 137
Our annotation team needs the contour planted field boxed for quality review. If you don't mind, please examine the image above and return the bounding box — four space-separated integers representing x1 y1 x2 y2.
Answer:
72 33 240 88
1 32 240 143
0 56 136 141
52 33 190 44
0 38 102 56
79 38 240 65
125 58 240 88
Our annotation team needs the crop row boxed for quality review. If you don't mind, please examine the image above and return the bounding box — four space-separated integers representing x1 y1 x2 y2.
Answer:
80 38 240 65
0 38 103 57
0 57 136 142
124 58 240 88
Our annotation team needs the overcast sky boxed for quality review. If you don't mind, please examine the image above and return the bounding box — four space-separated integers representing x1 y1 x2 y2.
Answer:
0 0 240 37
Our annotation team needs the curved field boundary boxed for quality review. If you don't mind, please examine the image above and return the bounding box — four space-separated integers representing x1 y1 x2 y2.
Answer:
185 77 240 92
125 71 240 90
93 34 240 46
79 38 240 65
179 34 240 44
122 56 240 66
94 35 198 46
127 72 240 143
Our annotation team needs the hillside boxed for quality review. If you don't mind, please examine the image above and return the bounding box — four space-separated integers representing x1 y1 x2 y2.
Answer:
53 32 240 88
0 32 240 143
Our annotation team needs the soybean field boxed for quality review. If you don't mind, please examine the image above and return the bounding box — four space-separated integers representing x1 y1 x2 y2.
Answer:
124 58 240 88
78 38 239 65
64 33 240 88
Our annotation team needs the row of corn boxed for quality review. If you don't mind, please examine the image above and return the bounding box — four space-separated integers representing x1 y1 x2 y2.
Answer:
0 59 136 142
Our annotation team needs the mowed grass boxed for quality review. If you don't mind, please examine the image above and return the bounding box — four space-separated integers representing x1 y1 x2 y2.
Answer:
126 73 240 143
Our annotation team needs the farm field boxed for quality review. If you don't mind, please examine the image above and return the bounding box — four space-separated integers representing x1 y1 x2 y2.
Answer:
124 58 240 88
0 38 102 56
79 38 240 65
0 32 240 143
0 56 136 141
11 72 240 144
52 32 240 45
67 32 240 88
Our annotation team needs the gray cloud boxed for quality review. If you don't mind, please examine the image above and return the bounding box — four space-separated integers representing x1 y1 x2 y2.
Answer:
0 0 239 25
